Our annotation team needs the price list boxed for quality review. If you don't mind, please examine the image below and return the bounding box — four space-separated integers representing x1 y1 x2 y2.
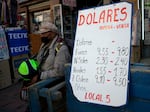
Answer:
70 2 132 107
95 46 129 87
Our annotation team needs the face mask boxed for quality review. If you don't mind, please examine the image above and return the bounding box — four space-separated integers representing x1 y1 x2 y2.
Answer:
41 37 50 44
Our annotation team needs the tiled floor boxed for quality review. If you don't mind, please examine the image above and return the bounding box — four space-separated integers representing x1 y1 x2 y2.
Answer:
0 80 28 112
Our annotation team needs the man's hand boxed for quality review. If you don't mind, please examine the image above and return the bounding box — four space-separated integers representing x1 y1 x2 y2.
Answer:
40 72 48 80
26 75 39 86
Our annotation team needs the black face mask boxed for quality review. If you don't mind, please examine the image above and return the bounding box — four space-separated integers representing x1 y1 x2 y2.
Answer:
41 37 50 44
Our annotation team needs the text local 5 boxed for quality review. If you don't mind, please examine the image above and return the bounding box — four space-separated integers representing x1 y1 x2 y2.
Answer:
78 7 128 26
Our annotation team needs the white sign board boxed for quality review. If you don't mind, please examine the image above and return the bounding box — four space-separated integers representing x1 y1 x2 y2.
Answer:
70 2 132 107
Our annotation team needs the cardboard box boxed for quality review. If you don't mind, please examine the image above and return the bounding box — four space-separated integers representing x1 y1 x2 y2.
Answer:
11 54 29 82
130 46 141 63
0 60 12 89
29 34 41 55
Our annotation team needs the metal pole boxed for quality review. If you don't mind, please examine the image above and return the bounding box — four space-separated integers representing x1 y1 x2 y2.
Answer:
142 0 145 40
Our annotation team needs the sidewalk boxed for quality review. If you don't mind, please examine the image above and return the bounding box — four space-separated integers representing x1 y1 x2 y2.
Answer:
0 80 28 112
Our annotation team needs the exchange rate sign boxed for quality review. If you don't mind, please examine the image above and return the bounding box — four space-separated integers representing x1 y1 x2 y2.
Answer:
70 2 132 107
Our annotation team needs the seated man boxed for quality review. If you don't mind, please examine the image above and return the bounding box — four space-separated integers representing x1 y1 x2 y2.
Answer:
18 22 71 112
18 21 71 92
37 21 71 80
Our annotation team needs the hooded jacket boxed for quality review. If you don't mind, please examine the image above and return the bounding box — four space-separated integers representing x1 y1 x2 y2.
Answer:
36 36 71 80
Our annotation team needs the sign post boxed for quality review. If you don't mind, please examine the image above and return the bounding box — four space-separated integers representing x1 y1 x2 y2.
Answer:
70 2 132 107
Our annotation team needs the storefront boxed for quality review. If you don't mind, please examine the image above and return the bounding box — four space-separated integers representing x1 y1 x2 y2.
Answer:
17 0 150 62
17 0 77 55
26 1 150 112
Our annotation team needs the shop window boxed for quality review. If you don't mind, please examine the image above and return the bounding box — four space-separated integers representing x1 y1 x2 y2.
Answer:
31 10 51 33
17 13 27 29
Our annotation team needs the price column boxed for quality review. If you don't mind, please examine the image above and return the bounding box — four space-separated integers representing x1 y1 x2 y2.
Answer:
113 46 129 87
95 47 109 84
